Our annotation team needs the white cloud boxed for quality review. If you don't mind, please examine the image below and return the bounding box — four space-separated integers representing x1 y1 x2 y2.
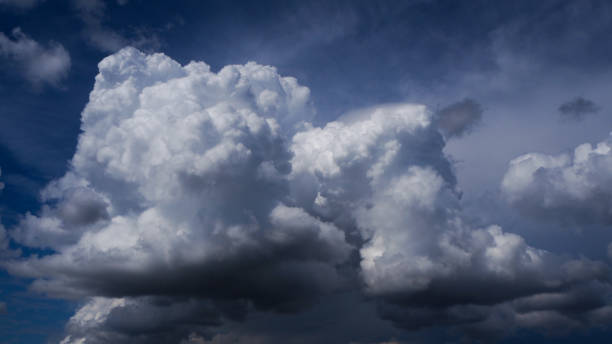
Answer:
501 133 612 225
0 27 71 87
290 100 612 337
3 48 612 342
6 48 348 323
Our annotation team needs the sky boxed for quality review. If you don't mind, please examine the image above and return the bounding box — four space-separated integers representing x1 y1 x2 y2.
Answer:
2 0 612 343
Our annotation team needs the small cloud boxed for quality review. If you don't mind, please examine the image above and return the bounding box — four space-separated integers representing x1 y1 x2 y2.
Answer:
0 301 6 314
558 97 600 121
435 98 483 139
0 27 71 88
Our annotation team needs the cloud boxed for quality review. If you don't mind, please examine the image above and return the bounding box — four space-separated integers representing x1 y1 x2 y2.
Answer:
0 167 4 191
0 27 71 87
558 97 600 121
501 133 612 225
434 98 483 138
73 0 161 52
4 47 347 342
0 301 5 314
4 48 612 342
60 297 248 344
290 101 612 340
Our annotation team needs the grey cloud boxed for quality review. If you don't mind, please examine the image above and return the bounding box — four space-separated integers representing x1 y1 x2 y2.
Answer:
0 301 6 314
60 297 247 344
434 98 483 138
559 97 600 121
0 27 71 87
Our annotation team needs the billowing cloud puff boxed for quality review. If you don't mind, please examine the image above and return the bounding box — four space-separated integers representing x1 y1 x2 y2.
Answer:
3 48 612 342
290 103 611 338
0 27 71 87
6 47 348 315
501 134 612 225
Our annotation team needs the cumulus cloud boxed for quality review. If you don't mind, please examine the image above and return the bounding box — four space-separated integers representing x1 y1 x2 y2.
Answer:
4 47 346 342
434 98 483 138
501 133 612 225
3 48 612 342
290 101 611 339
0 27 71 87
558 97 600 121
60 297 249 344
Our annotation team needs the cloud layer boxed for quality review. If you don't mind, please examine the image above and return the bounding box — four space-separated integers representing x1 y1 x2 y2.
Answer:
0 27 71 87
3 48 612 343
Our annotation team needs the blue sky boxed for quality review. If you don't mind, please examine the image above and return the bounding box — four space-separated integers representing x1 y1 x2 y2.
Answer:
2 1 612 343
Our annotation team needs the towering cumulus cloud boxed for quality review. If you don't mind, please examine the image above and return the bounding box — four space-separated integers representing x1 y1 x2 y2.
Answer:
502 134 612 225
3 48 612 342
6 47 349 343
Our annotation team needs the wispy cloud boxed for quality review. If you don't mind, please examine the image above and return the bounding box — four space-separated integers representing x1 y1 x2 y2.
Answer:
0 27 71 88
72 0 161 52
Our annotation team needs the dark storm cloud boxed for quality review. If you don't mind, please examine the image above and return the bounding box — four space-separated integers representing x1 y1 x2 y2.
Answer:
60 297 248 344
434 98 483 138
559 97 600 121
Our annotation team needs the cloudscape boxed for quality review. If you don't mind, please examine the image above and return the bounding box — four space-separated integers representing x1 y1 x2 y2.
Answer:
2 1 612 343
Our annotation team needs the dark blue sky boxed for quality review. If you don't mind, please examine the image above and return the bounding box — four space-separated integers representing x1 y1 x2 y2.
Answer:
2 1 612 343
